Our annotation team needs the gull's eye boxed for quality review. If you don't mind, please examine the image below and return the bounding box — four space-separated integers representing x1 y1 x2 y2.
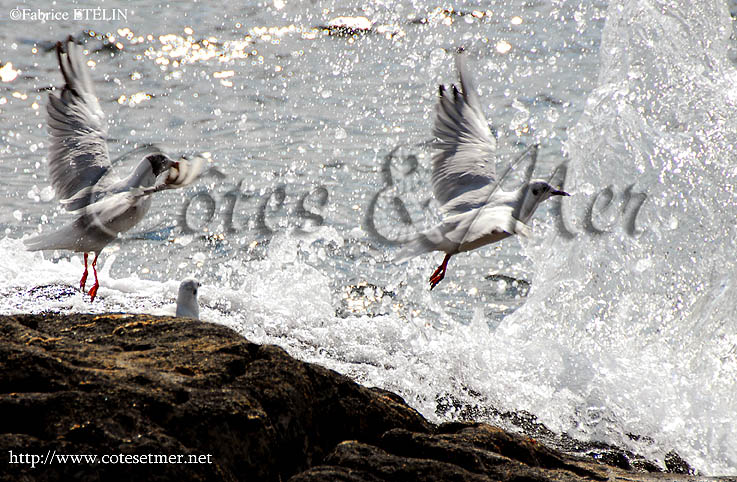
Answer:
532 188 540 196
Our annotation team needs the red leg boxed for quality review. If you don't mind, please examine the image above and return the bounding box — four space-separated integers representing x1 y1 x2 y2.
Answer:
88 253 100 302
79 253 89 293
429 253 452 290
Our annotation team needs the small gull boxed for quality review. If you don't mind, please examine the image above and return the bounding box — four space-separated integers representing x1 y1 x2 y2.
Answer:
24 37 207 301
175 279 201 320
395 52 569 289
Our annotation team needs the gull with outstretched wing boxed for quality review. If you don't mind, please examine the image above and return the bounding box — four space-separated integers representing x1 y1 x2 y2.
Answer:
396 52 568 289
24 37 207 301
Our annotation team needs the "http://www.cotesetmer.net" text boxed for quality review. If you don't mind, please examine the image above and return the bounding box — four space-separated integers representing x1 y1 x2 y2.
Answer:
8 450 213 469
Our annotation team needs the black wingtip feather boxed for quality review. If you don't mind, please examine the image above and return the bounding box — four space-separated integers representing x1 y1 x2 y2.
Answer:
438 84 445 97
55 41 73 89
64 38 79 80
55 37 83 98
55 41 63 65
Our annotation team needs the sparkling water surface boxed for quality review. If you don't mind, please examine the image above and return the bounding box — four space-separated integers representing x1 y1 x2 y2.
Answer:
1 0 736 474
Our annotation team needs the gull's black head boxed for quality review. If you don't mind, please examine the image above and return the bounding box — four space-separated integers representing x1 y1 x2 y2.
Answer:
179 279 201 298
528 180 569 200
517 180 570 221
145 153 176 177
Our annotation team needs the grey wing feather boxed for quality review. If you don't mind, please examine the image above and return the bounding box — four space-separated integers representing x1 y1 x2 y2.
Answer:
432 53 497 207
46 37 112 207
445 205 531 245
74 154 208 215
60 145 175 211
111 143 168 165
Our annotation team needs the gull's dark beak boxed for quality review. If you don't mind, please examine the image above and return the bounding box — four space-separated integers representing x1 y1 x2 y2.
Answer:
551 189 570 196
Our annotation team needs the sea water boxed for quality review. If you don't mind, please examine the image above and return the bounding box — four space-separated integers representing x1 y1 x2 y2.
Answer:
0 0 735 474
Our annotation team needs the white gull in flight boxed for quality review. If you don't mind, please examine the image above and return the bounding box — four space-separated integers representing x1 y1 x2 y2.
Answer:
24 37 206 301
396 52 568 289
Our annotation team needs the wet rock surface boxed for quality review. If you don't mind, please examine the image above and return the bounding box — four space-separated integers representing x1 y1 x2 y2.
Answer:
0 313 727 481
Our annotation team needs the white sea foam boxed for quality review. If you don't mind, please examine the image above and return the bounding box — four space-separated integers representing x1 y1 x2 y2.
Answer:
1 0 737 476
507 0 737 473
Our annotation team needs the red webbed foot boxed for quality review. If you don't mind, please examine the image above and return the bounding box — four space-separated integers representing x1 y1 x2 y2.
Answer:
79 253 89 293
429 254 452 290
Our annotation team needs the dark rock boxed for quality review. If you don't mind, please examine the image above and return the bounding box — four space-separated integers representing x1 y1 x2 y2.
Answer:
665 450 695 475
0 313 429 481
291 423 726 482
0 313 723 482
484 274 531 298
409 8 491 26
292 424 610 482
25 284 79 301
435 392 691 475
336 282 396 318
318 17 373 37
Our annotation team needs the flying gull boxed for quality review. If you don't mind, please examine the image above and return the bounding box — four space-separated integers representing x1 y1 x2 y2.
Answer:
396 52 569 289
24 37 206 301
